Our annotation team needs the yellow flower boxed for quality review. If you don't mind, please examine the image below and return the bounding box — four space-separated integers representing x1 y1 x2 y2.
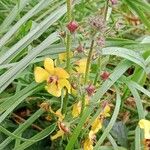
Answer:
83 138 93 150
51 130 64 140
101 105 111 117
72 101 81 118
90 117 102 134
55 109 65 121
34 58 71 97
50 110 69 141
139 119 150 139
51 121 70 140
90 104 110 135
75 58 88 74
59 52 73 62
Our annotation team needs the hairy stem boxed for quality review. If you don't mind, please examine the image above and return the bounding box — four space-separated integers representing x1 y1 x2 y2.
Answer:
84 39 95 84
66 0 72 72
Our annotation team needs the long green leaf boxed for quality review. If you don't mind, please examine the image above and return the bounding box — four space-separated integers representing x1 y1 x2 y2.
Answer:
94 87 121 149
0 0 55 49
14 124 56 150
126 84 145 119
102 47 146 70
0 0 31 33
0 83 43 123
0 109 44 150
0 32 59 93
0 4 66 65
123 0 150 30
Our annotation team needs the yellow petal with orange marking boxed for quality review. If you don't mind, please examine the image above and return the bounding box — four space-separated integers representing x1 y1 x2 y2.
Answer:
51 130 64 140
139 119 150 139
44 58 54 74
45 83 61 97
34 67 49 83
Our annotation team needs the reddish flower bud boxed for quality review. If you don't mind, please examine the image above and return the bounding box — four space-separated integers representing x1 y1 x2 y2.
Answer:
76 44 84 53
85 84 96 96
67 21 79 33
59 122 70 133
110 0 118 5
100 71 110 81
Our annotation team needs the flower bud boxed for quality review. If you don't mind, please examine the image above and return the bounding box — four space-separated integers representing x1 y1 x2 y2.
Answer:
67 21 79 33
59 122 70 133
100 71 110 81
76 44 84 53
85 84 96 96
89 16 106 32
110 0 118 5
97 36 105 47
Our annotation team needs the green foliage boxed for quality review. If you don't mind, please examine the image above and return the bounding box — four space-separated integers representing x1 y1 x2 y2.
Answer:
0 0 150 149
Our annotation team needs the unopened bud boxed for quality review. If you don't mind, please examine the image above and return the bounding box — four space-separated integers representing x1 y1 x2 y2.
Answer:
76 44 84 53
100 71 110 81
67 21 79 33
85 84 96 96
110 0 118 5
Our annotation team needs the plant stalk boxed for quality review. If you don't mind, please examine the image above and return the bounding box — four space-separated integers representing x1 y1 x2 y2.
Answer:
66 0 72 72
84 39 95 84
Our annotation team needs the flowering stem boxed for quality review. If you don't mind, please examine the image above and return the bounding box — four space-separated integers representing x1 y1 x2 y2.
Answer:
80 94 85 116
84 39 95 84
94 0 109 85
66 0 72 72
94 56 101 85
62 0 72 115
81 39 94 115
104 0 109 21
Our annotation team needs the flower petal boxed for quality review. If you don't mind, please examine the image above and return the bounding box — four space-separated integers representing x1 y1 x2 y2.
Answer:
91 117 102 134
44 58 54 74
34 67 49 83
51 130 64 140
45 83 61 97
59 52 73 62
139 119 150 139
58 79 71 93
103 105 111 117
54 67 70 79
75 58 87 74
72 101 81 118
83 138 93 150
55 109 65 121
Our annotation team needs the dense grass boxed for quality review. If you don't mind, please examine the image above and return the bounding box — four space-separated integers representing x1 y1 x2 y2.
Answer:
0 0 150 150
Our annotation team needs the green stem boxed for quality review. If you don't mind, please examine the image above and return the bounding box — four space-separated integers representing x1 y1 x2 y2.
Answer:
66 0 72 72
81 39 95 116
80 94 85 116
84 39 95 84
94 56 101 85
62 91 69 115
104 0 109 21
